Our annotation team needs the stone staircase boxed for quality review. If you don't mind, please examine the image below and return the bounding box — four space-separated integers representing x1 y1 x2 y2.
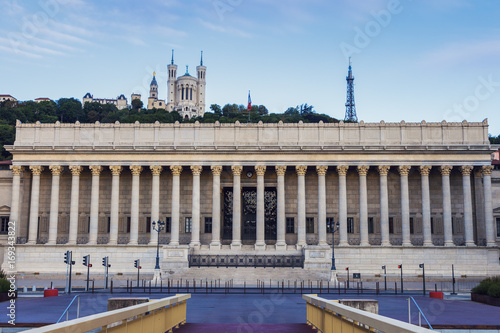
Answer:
174 323 316 333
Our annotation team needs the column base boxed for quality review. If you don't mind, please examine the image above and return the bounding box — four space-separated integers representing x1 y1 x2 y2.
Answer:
423 241 433 247
381 241 391 247
339 241 349 247
296 243 306 250
148 241 158 246
26 241 36 245
275 242 287 251
254 243 266 251
189 242 201 249
152 269 161 283
466 242 476 247
45 241 56 246
87 241 97 246
230 242 242 250
330 271 338 283
209 242 221 250
360 242 369 247
169 241 180 246
128 241 138 246
402 242 412 247
444 242 454 247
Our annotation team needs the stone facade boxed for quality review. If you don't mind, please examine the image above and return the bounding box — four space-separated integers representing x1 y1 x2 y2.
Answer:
1 119 499 278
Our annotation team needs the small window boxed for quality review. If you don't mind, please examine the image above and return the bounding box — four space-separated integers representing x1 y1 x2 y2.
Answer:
127 217 131 233
496 217 500 237
205 217 212 233
185 217 192 233
306 217 314 233
146 217 151 233
286 217 295 234
347 217 354 234
389 217 394 234
0 217 8 234
410 217 414 234
368 217 374 234
431 217 434 234
165 217 171 233
326 217 335 233
107 217 111 233
88 216 90 233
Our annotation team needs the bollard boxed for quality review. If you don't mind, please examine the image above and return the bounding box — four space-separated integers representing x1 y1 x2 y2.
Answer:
187 281 189 293
361 282 363 294
395 282 398 295
161 279 163 293
50 282 53 289
376 282 379 295
111 279 113 294
327 281 330 294
92 279 95 294
149 281 151 294
126 279 129 293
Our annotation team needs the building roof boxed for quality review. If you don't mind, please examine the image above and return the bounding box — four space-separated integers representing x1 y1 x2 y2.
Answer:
150 74 158 86
35 98 51 101
83 93 92 99
0 94 16 99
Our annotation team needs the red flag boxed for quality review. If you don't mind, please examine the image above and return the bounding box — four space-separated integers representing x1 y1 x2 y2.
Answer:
247 90 252 111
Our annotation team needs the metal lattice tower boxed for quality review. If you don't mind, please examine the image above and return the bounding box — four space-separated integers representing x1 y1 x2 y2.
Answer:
344 57 358 122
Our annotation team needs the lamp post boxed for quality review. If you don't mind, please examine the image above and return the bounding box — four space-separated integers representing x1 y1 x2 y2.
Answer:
331 221 340 270
419 263 425 295
152 220 165 271
382 265 387 291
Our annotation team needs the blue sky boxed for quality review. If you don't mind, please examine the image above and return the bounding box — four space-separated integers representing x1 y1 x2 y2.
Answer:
0 0 499 134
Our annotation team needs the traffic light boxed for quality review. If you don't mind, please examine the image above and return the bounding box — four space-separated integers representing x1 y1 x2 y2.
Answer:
381 265 385 269
134 259 140 269
88 264 92 268
83 255 88 266
102 257 107 267
345 267 349 271
419 263 424 269
398 264 402 269
64 251 69 264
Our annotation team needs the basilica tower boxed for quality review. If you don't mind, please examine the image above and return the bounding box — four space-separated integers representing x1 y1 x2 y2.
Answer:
196 51 206 116
166 50 177 112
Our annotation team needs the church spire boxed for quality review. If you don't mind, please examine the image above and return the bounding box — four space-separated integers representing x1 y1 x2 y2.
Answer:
171 49 174 65
200 50 203 66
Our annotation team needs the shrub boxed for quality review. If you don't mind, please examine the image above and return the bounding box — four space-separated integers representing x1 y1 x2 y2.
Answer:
472 277 500 296
487 283 500 298
0 279 10 293
0 269 5 279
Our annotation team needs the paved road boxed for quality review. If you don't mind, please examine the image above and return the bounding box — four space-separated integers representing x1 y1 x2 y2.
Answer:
1 292 499 328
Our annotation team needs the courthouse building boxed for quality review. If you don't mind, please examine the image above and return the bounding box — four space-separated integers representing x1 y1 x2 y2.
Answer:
1 119 500 279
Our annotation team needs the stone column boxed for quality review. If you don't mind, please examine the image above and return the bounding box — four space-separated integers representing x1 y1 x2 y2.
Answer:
128 165 142 245
47 165 63 245
337 165 349 246
108 166 122 245
9 166 23 241
378 166 390 246
482 165 495 246
316 166 328 246
358 166 369 246
231 165 243 248
190 165 203 247
460 166 475 246
440 165 453 246
88 165 102 245
398 166 411 246
296 165 307 249
68 166 82 245
149 166 163 245
27 166 43 245
419 166 432 246
210 166 223 249
170 166 182 246
255 165 267 249
275 166 287 250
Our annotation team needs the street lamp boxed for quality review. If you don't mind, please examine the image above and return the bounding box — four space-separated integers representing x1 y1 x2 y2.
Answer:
331 221 340 270
152 220 166 270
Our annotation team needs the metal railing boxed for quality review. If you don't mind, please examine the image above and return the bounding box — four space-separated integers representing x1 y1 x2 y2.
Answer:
304 294 434 333
408 297 433 330
189 254 304 268
25 294 191 333
56 295 80 323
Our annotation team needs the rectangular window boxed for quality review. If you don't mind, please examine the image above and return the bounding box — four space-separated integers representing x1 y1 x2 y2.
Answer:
347 217 354 234
88 216 91 233
205 217 212 233
146 217 151 233
368 217 374 234
127 217 131 233
389 217 394 234
0 217 8 234
431 217 434 234
185 217 192 233
165 217 171 233
496 218 500 237
326 217 335 233
410 217 414 234
306 217 314 234
107 217 111 233
286 217 295 234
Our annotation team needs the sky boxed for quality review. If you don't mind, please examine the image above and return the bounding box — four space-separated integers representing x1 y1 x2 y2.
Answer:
0 0 499 135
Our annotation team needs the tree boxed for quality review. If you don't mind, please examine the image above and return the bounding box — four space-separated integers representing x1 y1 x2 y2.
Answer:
58 98 84 123
489 134 500 144
131 99 143 111
210 104 222 116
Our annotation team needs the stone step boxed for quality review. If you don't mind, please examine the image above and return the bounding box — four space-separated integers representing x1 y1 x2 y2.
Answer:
175 323 316 333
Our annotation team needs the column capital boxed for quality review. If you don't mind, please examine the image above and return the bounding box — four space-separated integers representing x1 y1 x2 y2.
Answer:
378 165 390 175
316 165 328 176
419 165 431 176
69 165 83 176
296 165 307 176
191 165 203 176
460 165 473 176
255 165 266 176
481 165 494 176
357 165 369 176
170 165 183 176
130 165 143 176
275 165 287 176
474 169 483 178
398 165 411 176
231 165 243 176
29 165 44 175
110 165 123 176
10 165 24 176
336 165 349 176
89 165 103 176
49 165 64 176
211 165 223 176
440 165 452 176
150 165 163 176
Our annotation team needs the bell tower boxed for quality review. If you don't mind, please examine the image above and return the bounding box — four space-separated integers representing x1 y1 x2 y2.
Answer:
166 49 177 112
196 51 206 116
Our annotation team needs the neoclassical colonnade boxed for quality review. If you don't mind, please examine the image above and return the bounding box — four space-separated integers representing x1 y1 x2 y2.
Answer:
9 163 496 248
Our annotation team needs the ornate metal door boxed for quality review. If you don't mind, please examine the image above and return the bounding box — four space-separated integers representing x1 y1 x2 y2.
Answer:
222 189 233 240
242 188 257 240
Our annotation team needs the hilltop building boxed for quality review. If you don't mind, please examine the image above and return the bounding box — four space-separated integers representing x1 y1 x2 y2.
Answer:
147 73 166 110
0 95 17 103
83 93 128 110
